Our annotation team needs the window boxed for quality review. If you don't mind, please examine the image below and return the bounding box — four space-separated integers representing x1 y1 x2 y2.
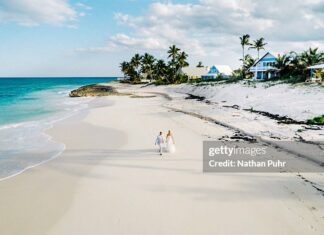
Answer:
265 62 275 67
257 71 262 79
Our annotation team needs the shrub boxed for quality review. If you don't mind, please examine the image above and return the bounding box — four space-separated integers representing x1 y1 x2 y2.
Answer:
307 115 324 125
224 76 244 84
154 78 169 86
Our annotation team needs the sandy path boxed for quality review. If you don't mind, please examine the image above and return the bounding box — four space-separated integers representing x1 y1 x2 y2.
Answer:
48 95 324 234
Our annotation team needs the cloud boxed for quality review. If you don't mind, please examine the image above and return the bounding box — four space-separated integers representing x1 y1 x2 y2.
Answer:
79 0 324 68
106 0 276 55
0 0 87 26
76 2 92 11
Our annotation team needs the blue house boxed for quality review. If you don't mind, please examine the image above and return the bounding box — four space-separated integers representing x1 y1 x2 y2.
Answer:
202 65 233 79
249 52 278 80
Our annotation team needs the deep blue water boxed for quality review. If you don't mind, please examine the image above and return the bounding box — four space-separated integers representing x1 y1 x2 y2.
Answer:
0 77 116 125
0 77 116 180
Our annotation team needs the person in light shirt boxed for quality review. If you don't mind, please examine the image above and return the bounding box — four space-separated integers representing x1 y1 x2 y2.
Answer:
155 131 164 156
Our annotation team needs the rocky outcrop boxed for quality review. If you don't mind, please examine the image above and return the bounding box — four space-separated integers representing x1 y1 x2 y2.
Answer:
69 84 119 97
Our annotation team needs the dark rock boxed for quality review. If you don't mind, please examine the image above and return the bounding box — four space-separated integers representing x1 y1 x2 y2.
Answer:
230 132 257 142
304 126 322 130
243 108 306 125
185 94 205 101
69 84 118 97
223 104 240 110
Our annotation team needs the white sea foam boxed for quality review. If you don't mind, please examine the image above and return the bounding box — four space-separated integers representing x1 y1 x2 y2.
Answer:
0 87 95 180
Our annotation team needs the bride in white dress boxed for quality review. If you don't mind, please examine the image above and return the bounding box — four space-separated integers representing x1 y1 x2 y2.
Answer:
166 130 176 153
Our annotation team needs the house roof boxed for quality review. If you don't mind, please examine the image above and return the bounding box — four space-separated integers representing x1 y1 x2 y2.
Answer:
251 52 276 67
308 63 324 69
207 65 233 76
182 67 207 77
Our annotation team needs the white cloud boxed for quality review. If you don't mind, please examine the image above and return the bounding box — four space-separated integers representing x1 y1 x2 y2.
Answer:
76 2 92 10
79 0 324 68
0 0 85 26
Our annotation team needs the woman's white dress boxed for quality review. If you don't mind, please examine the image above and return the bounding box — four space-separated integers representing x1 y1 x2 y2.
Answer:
166 136 176 153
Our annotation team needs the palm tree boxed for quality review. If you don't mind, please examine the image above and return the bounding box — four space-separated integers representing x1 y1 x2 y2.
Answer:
119 45 192 84
155 59 167 76
120 61 138 82
129 54 142 82
120 61 130 76
177 51 189 69
141 53 155 81
240 34 251 65
131 54 142 71
168 45 181 61
142 53 155 64
274 54 291 76
197 61 204 67
283 51 309 78
249 37 267 59
171 51 189 84
154 59 169 83
286 51 302 70
240 54 255 71
300 47 324 67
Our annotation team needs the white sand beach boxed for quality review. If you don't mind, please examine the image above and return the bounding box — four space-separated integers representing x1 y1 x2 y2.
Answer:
0 83 324 235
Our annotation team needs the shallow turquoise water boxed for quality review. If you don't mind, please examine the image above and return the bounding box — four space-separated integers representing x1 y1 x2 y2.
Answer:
0 77 116 179
0 77 116 125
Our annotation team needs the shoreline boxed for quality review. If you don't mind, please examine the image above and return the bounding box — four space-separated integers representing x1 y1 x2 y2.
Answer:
0 98 92 181
0 82 324 234
0 80 117 181
0 98 127 235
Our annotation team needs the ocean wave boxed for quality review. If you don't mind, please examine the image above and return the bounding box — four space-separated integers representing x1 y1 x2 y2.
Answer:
0 88 94 180
0 78 116 180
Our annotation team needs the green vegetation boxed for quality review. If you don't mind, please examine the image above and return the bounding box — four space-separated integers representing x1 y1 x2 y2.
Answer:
189 74 244 87
274 49 324 82
307 115 324 125
239 35 267 79
120 45 189 85
120 36 324 86
239 34 252 79
239 34 324 83
249 37 267 59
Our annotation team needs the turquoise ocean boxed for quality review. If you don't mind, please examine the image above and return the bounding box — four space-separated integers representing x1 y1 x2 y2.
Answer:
0 77 116 180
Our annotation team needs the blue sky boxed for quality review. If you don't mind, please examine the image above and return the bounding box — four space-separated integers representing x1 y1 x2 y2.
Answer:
0 0 323 77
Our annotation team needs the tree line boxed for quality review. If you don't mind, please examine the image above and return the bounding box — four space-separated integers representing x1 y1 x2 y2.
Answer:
120 45 190 84
120 37 324 84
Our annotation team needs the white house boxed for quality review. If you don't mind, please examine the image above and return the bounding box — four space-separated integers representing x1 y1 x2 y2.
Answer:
202 65 233 79
249 52 278 80
308 63 324 83
181 67 208 79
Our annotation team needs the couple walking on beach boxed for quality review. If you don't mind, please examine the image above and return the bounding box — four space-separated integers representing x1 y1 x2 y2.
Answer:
155 130 176 156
